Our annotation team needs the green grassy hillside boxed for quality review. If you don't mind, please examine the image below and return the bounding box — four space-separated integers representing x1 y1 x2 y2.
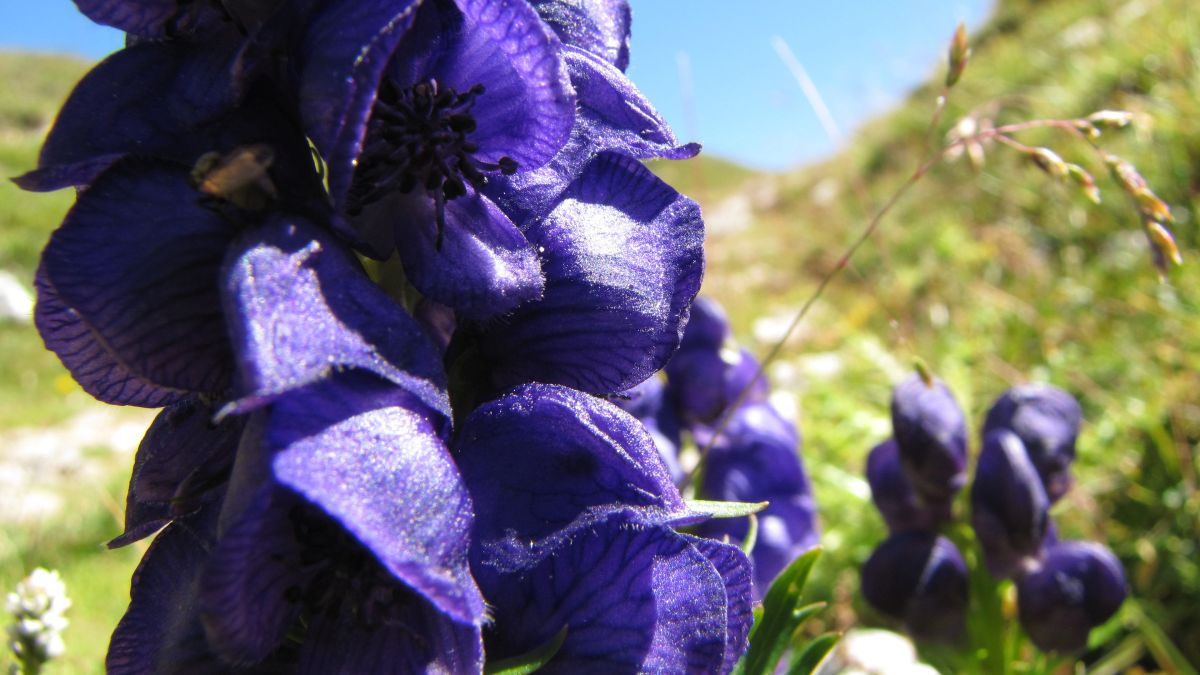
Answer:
678 0 1199 668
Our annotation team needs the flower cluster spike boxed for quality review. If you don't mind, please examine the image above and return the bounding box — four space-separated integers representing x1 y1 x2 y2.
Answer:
20 1 754 671
977 385 1126 652
615 297 820 599
861 371 969 643
861 375 1126 654
6 568 71 672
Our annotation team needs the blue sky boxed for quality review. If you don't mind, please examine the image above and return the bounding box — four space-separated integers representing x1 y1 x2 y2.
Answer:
0 1 992 170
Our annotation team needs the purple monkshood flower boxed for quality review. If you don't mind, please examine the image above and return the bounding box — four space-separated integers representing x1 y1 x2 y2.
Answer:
866 438 953 533
890 373 969 502
861 532 969 645
971 429 1052 579
455 384 753 673
667 345 767 429
984 384 1082 502
298 0 574 320
1016 541 1127 653
695 401 819 598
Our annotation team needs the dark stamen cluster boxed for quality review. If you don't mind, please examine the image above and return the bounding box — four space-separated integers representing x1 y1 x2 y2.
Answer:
283 505 415 631
348 78 519 246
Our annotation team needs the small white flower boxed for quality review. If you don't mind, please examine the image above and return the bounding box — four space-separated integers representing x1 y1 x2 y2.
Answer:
6 568 70 670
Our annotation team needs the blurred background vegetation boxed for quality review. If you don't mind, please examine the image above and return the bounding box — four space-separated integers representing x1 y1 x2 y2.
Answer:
1 0 1197 671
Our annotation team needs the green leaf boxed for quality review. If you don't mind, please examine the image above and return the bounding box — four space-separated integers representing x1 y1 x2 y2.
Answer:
739 548 824 675
686 499 770 519
484 625 568 675
786 632 840 675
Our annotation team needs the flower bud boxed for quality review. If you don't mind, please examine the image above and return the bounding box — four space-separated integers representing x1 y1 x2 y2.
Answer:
861 533 968 644
866 438 952 532
1017 541 1127 653
890 374 968 501
667 345 767 427
945 23 970 87
971 430 1051 578
680 296 731 352
983 384 1081 502
1030 147 1069 178
1087 110 1135 128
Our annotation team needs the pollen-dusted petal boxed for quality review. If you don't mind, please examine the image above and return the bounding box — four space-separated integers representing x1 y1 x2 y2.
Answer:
531 0 632 71
456 383 686 541
614 376 684 482
295 602 483 675
37 159 236 405
481 152 703 394
685 535 754 672
220 219 449 418
266 371 481 624
297 0 422 205
390 191 544 321
476 512 731 673
971 429 1051 579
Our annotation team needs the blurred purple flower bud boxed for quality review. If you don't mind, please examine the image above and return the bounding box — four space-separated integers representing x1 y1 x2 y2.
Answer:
861 532 968 644
1017 541 1127 653
984 384 1082 502
866 438 953 533
890 374 968 501
971 430 1052 579
680 296 732 352
667 346 767 428
615 376 684 482
695 401 818 596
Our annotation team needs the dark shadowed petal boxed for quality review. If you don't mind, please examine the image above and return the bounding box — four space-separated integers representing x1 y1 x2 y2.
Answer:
26 42 238 189
13 154 123 193
108 506 235 674
971 429 1051 579
861 532 968 644
34 266 184 408
111 397 244 548
531 0 632 70
296 601 483 675
476 512 731 674
72 0 236 39
890 374 968 501
685 535 754 673
297 0 422 204
37 159 236 405
984 384 1082 502
1017 541 1127 653
267 371 482 624
486 47 699 224
481 152 703 394
456 384 686 541
220 219 448 418
866 438 952 533
200 486 308 664
390 191 543 320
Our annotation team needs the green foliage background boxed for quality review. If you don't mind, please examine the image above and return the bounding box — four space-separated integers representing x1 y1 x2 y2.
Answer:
0 0 1197 670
